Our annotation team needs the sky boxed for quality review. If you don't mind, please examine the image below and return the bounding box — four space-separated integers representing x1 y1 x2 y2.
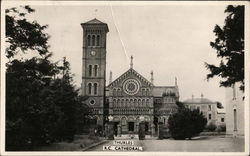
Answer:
6 3 230 106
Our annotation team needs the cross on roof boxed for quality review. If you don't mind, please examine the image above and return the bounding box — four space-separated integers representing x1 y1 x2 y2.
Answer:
130 55 133 69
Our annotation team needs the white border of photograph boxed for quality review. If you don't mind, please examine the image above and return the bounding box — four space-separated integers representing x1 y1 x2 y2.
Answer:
1 1 249 156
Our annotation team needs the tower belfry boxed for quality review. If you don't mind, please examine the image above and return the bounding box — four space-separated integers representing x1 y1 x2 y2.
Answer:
81 18 109 125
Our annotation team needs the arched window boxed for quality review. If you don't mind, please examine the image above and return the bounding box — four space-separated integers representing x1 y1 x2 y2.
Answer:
94 65 98 76
134 99 138 107
97 35 100 46
113 99 116 108
87 35 91 46
88 65 92 76
130 99 134 107
142 99 145 107
94 83 98 95
146 89 149 96
88 83 92 95
92 35 96 46
121 99 124 107
146 99 149 107
142 88 145 96
117 99 120 107
117 88 121 96
126 99 129 107
113 88 117 96
138 99 141 107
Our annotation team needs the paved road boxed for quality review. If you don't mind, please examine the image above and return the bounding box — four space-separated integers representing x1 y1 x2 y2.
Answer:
86 136 244 152
141 136 244 152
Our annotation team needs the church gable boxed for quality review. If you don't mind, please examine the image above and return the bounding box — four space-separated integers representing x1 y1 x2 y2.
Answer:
108 68 153 88
108 68 153 96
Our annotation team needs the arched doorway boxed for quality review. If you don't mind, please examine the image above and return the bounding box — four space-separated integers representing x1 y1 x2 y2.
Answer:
153 116 159 132
128 116 135 133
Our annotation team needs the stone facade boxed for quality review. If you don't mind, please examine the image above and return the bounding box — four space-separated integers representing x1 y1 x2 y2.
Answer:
217 109 226 127
225 83 244 136
81 19 109 125
106 67 179 134
81 19 179 134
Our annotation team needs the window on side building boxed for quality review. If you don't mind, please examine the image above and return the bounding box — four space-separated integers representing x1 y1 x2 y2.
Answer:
208 113 212 120
221 118 224 122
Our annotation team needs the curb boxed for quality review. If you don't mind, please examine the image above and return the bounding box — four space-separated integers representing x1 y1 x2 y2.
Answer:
82 140 108 151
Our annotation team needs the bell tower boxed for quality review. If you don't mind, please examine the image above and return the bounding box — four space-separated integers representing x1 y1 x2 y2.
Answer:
81 18 109 125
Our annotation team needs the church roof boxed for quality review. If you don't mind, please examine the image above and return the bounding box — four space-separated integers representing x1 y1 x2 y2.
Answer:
81 18 109 32
84 18 106 24
183 98 216 104
153 86 177 97
108 68 153 88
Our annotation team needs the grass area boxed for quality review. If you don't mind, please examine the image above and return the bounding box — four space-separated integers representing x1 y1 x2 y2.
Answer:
31 135 102 151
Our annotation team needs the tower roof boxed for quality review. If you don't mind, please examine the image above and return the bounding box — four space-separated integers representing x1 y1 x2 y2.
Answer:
81 18 109 32
84 18 107 24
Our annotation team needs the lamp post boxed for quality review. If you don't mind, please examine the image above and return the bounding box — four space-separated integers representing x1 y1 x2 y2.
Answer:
138 116 146 140
107 115 114 140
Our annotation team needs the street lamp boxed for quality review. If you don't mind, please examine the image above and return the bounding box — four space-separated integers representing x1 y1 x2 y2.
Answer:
108 115 113 122
107 115 114 140
139 116 145 122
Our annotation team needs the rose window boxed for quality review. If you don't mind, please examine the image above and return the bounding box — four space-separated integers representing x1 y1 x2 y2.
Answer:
123 79 140 95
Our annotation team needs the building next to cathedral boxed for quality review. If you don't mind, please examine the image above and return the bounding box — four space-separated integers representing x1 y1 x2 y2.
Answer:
81 18 179 134
183 95 226 127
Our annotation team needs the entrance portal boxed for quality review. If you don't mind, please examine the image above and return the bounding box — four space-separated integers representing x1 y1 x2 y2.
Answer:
114 122 119 136
128 122 135 131
145 122 149 132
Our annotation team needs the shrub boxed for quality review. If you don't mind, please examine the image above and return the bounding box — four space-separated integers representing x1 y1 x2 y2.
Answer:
168 108 207 140
216 125 226 132
206 122 217 132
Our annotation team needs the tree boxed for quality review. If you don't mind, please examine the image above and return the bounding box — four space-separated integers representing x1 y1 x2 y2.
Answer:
6 57 61 150
216 101 224 109
205 5 244 91
5 6 90 150
168 108 207 140
176 101 185 108
6 6 50 59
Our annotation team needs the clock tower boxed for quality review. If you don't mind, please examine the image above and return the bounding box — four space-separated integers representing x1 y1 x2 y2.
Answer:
81 18 109 125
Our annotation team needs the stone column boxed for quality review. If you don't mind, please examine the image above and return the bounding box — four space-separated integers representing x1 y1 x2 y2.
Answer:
107 122 114 140
151 124 155 137
135 124 138 133
158 122 164 140
117 124 121 137
104 123 108 138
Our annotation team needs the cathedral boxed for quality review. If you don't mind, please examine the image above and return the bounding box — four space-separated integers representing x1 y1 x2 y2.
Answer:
81 18 179 134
